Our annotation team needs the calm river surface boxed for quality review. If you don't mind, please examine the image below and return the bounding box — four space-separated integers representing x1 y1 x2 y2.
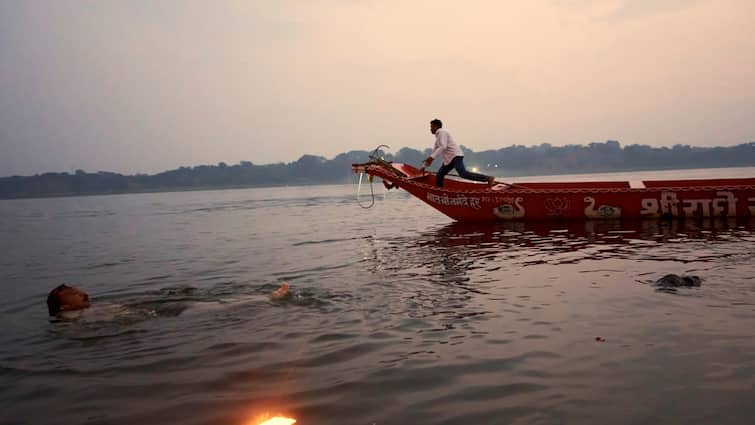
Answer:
2 167 755 425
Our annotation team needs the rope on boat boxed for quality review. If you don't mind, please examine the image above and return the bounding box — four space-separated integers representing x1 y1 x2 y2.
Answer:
356 171 376 209
356 145 393 208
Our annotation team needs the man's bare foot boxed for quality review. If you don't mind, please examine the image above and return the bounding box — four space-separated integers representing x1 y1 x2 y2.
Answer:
271 282 290 300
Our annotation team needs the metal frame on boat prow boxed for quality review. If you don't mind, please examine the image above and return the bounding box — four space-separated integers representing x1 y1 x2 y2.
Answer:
352 160 755 222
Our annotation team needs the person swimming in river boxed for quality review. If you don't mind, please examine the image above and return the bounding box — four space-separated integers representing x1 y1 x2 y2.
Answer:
46 284 91 316
423 119 495 187
47 282 293 318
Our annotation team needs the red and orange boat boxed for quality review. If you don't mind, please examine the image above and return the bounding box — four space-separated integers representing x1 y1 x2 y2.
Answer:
352 159 755 222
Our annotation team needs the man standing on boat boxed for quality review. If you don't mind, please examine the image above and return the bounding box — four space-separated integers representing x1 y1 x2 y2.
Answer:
423 119 494 187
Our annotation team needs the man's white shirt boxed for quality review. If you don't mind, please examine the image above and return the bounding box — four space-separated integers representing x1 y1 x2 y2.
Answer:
430 128 464 165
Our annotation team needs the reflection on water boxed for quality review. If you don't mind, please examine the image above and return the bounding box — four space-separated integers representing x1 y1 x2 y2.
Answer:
426 218 755 249
1 185 754 425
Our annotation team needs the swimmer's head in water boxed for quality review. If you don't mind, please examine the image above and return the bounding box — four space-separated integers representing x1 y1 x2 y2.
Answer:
47 284 91 316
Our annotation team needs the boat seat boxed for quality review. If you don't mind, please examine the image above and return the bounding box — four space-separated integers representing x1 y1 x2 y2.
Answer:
643 178 755 188
512 181 631 189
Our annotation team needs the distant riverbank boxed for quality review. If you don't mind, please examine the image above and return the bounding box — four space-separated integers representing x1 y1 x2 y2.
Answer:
2 141 753 200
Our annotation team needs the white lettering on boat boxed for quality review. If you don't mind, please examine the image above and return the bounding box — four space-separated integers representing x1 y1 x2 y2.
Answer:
640 198 661 217
661 192 680 216
426 193 481 210
712 192 737 216
641 191 738 217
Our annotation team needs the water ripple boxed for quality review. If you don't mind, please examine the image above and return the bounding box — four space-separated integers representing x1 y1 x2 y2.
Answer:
1 186 754 425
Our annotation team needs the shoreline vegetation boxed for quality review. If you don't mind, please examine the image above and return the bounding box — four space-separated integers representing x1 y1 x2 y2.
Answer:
2 141 754 200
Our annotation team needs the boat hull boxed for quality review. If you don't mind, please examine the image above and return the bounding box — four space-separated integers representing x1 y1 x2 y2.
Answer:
353 162 755 222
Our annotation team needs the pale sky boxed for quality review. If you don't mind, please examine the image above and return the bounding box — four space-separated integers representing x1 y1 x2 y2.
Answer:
1 0 754 176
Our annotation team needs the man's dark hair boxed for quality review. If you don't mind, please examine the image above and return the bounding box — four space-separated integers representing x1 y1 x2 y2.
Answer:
430 119 443 128
46 284 68 316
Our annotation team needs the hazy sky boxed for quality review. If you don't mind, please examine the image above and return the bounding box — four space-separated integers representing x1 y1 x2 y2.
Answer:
1 0 754 176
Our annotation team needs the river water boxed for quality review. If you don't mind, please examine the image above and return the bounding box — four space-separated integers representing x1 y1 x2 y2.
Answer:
1 167 754 425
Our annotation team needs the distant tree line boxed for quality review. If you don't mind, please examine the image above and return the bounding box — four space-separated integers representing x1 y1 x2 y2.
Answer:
1 141 753 199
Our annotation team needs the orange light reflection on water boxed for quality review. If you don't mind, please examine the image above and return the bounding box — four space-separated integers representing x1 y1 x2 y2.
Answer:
255 416 296 425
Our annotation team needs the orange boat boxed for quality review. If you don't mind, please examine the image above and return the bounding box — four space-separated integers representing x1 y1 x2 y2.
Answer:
352 159 755 222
